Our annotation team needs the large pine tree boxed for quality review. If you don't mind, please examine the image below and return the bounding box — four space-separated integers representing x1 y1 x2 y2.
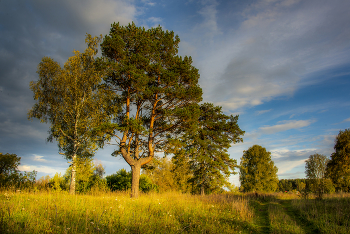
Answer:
100 22 202 198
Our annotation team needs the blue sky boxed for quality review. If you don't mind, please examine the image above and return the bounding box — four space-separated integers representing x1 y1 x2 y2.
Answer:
0 0 349 186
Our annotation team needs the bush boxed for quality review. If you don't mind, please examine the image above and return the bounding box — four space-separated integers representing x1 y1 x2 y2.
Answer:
106 169 158 193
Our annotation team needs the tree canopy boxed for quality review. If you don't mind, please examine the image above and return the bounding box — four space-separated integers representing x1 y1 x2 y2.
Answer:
100 22 202 197
239 145 279 192
28 34 114 194
171 103 244 195
0 153 21 186
326 128 350 191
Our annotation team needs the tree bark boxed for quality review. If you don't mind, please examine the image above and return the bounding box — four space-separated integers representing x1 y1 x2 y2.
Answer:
69 154 76 195
131 162 141 198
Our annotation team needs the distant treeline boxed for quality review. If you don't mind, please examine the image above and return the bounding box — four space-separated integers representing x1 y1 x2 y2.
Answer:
278 178 337 193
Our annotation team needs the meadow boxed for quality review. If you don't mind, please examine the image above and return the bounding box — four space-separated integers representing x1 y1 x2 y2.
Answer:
1 189 349 234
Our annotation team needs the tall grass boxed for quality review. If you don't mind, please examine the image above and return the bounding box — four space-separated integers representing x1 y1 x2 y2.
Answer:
1 189 349 233
0 189 254 234
292 193 350 234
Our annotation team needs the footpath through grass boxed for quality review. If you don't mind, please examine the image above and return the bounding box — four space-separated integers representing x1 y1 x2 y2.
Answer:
0 189 349 233
248 193 350 234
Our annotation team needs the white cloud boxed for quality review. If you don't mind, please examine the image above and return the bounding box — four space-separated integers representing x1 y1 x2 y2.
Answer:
193 0 220 41
18 165 31 171
259 119 315 134
256 109 272 115
19 164 66 175
33 155 47 162
147 17 163 27
343 117 350 122
141 0 156 6
65 0 136 30
196 0 350 111
276 159 305 175
271 147 318 174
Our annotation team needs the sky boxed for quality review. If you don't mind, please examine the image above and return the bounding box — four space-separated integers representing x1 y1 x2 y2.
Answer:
0 0 350 187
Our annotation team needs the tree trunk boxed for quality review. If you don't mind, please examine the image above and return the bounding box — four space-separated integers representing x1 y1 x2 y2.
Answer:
201 184 205 196
69 154 76 195
131 163 141 198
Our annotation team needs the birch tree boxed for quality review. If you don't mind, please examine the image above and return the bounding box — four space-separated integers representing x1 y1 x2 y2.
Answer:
28 35 114 194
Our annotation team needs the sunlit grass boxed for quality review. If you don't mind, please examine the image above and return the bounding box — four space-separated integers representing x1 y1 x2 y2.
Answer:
268 201 305 234
292 193 350 234
1 189 349 233
0 189 254 233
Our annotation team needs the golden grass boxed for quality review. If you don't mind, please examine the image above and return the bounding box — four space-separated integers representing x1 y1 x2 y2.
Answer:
0 190 254 233
1 189 349 234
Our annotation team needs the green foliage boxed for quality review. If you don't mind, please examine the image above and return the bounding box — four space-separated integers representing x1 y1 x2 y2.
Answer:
63 158 108 193
100 22 203 197
106 169 158 192
171 153 193 193
50 173 66 191
0 153 21 186
326 128 350 192
305 153 328 180
17 170 38 189
142 157 176 192
277 178 335 195
28 34 115 194
240 145 279 192
106 169 131 191
35 175 51 190
171 103 244 195
0 153 38 189
305 153 329 199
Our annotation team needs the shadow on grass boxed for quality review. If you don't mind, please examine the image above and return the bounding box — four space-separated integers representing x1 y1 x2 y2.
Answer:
277 199 322 234
250 200 271 234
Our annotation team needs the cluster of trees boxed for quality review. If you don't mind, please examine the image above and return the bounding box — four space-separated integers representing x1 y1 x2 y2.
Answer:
28 22 244 197
2 128 349 196
326 129 350 192
0 153 37 188
278 178 335 194
238 129 350 195
303 129 350 195
0 153 107 193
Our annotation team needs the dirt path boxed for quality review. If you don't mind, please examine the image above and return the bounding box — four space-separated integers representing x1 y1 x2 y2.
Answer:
278 199 322 234
250 200 271 234
249 198 322 234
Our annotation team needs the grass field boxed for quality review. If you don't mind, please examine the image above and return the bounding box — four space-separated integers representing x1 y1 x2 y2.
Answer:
1 189 349 233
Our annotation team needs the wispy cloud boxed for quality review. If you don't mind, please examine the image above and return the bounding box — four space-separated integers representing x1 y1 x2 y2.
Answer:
255 109 272 115
197 0 350 111
147 17 163 27
32 155 47 162
342 117 350 122
259 119 315 134
195 0 220 40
